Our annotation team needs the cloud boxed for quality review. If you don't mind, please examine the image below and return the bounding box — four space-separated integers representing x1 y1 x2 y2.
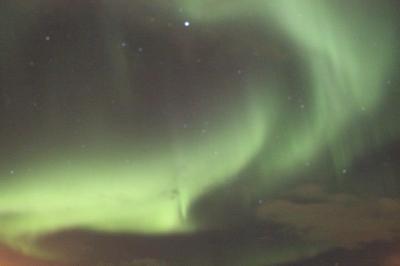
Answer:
0 243 65 266
257 184 400 248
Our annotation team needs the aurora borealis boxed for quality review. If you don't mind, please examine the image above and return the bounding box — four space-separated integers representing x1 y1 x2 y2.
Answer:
1 0 400 265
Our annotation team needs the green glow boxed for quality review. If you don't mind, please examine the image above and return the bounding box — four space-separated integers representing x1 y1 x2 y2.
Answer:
0 99 270 252
265 0 396 172
178 0 396 176
0 0 398 261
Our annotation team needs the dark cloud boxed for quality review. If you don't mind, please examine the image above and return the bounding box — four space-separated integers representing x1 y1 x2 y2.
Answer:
0 0 399 266
257 184 400 248
0 243 64 266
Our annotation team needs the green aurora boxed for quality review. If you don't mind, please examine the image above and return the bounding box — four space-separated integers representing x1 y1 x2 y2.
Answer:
0 0 398 261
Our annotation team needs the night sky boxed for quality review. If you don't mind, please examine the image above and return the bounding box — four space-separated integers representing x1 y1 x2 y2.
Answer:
1 0 400 265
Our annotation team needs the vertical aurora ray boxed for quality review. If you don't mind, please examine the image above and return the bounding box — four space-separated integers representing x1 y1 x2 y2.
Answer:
264 0 397 173
178 0 397 175
0 0 398 262
0 96 270 254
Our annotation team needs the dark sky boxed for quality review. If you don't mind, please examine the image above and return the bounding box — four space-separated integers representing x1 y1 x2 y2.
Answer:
0 1 400 265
